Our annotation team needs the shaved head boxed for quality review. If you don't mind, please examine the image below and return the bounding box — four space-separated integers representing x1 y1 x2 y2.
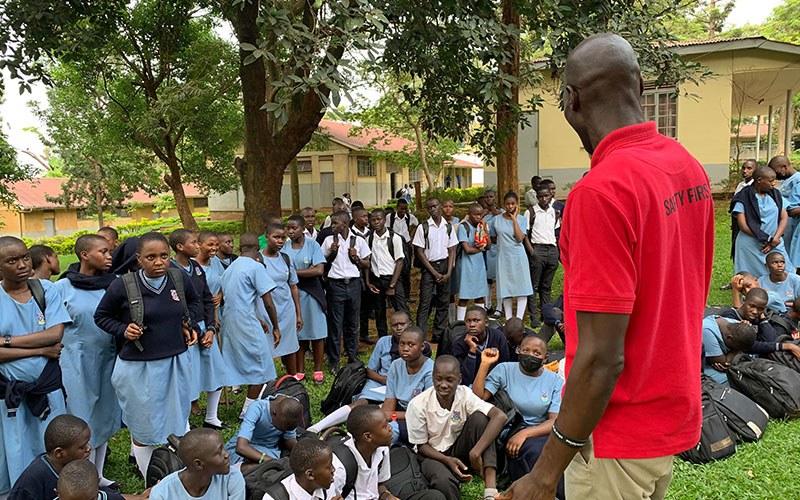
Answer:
239 232 260 253
564 33 645 154
178 428 221 465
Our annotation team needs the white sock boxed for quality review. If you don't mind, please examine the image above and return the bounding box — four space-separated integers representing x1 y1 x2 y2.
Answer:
129 436 135 458
205 390 222 425
485 294 492 309
503 298 513 320
241 397 256 418
457 306 467 321
132 443 155 478
186 420 191 433
484 488 498 499
516 296 527 320
91 443 113 486
308 405 352 433
448 303 456 324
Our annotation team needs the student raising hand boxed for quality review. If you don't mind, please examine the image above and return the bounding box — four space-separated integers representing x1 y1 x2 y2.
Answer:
480 348 500 365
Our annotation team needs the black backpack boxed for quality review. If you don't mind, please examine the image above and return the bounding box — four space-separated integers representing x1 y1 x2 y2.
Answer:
726 354 800 419
27 279 46 318
701 375 769 442
145 434 184 488
678 390 737 464
436 321 467 357
244 457 293 500
260 375 312 430
320 360 367 416
122 268 192 352
488 389 524 491
367 228 404 261
382 445 429 499
771 335 800 373
413 221 452 269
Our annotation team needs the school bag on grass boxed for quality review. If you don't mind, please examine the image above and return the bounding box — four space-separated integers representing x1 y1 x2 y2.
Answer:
320 359 367 416
436 320 467 357
145 434 184 488
260 374 312 429
488 389 524 491
770 335 800 373
726 354 800 419
382 444 430 499
677 390 736 464
701 375 768 442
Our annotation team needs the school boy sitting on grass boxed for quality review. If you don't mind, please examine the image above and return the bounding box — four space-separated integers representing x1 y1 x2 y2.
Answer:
702 315 757 385
55 460 114 500
720 288 800 359
758 251 800 308
405 356 506 500
262 439 340 500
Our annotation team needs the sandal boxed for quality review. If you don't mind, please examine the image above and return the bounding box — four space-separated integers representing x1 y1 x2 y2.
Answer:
313 371 324 386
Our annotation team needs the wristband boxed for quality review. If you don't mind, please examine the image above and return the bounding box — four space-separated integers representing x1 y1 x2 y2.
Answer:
379 491 392 500
551 421 587 449
392 411 397 422
259 452 266 464
3 335 10 347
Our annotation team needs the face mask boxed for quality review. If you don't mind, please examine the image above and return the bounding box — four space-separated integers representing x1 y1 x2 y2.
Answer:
519 354 544 373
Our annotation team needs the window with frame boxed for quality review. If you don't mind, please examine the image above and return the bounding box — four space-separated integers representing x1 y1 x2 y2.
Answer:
640 87 677 139
357 158 375 177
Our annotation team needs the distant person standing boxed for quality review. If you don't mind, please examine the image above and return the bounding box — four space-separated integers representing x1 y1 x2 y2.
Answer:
498 34 714 500
524 176 543 210
770 155 800 253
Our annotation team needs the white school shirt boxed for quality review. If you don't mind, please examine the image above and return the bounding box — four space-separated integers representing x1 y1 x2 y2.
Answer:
263 475 326 500
351 225 371 239
524 204 559 245
328 437 391 500
369 230 405 277
321 232 371 279
412 218 459 262
406 385 495 453
388 213 418 242
304 227 319 241
734 178 753 195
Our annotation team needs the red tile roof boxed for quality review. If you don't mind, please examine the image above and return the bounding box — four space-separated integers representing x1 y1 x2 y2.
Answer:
452 157 482 168
318 120 416 152
732 123 800 138
665 36 761 47
9 178 202 210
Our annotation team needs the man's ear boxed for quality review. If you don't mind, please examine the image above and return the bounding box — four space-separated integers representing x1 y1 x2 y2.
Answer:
363 431 373 444
305 468 315 481
52 446 65 459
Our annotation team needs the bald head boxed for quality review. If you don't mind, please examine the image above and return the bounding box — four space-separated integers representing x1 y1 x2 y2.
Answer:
239 232 260 253
564 34 645 153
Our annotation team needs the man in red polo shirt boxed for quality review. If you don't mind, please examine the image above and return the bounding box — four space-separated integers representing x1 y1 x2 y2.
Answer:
498 34 714 500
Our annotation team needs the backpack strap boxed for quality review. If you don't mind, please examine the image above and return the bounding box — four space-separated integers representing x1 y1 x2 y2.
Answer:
422 222 430 249
280 252 291 271
349 235 357 249
166 268 192 325
27 279 46 317
368 230 397 261
263 482 291 500
121 273 145 352
332 444 359 500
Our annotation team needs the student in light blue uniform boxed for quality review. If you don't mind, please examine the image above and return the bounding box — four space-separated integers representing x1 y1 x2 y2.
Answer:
219 233 281 419
771 155 800 251
283 216 327 385
0 236 71 494
702 316 757 385
456 203 490 321
53 234 121 488
731 166 793 276
758 251 800 308
151 428 245 500
490 192 533 320
94 232 202 478
473 334 564 496
225 394 302 468
261 223 302 378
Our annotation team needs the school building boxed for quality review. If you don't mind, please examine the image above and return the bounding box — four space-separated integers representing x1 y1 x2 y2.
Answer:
730 120 799 163
208 120 483 215
489 36 800 196
0 177 208 238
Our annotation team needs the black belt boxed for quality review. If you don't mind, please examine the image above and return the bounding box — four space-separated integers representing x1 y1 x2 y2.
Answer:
429 258 447 264
533 243 557 247
328 277 359 284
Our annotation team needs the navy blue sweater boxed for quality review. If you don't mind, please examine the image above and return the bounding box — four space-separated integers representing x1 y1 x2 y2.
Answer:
171 259 215 331
452 327 510 386
94 270 202 361
720 307 779 355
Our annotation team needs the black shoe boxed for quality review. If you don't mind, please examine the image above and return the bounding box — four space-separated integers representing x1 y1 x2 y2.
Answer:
720 283 732 290
203 420 230 430
360 337 376 345
327 363 340 376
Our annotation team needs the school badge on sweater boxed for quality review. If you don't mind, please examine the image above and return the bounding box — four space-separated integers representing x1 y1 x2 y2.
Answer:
170 290 180 301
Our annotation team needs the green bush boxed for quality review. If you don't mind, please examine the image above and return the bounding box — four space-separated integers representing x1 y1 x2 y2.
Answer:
424 186 492 204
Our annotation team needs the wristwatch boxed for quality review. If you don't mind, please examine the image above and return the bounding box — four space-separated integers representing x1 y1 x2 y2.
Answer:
4 335 11 347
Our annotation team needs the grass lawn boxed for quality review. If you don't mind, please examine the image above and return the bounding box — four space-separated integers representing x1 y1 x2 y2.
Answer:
55 201 800 499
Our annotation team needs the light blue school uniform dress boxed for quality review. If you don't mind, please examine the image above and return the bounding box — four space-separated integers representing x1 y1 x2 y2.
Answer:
732 198 793 276
150 467 245 500
485 213 499 280
485 362 563 428
385 357 434 441
758 273 800 307
457 222 489 300
0 280 70 493
491 214 534 300
780 172 800 249
51 280 121 448
283 238 327 341
261 252 300 357
224 395 297 463
220 257 278 386
702 316 738 385
200 257 226 296
359 336 394 402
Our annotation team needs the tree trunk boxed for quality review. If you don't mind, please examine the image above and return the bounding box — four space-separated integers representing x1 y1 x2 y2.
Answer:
164 155 199 232
231 0 342 231
410 122 436 190
496 0 520 197
290 157 300 213
93 160 104 227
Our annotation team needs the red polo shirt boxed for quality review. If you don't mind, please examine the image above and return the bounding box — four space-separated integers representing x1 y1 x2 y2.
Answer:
560 121 714 459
